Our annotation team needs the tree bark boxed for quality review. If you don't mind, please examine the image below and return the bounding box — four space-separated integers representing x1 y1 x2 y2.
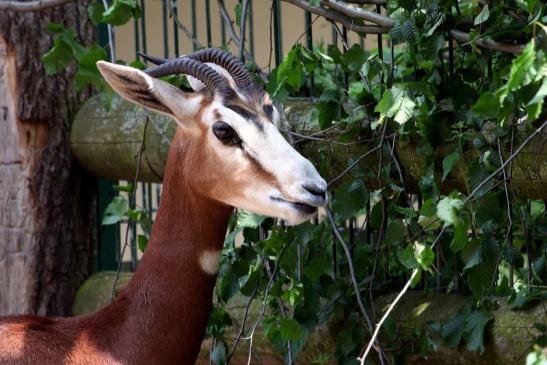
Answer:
0 1 96 316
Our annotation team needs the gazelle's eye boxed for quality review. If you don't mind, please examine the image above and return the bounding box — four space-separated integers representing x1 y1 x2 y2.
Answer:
212 121 242 146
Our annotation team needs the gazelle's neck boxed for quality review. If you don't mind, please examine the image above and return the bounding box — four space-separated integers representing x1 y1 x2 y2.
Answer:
87 134 232 364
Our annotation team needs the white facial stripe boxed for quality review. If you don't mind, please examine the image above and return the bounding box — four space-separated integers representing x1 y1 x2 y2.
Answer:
198 249 221 275
202 96 326 225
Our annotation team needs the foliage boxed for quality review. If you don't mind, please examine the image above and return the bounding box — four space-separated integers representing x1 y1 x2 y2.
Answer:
42 0 141 107
46 0 547 363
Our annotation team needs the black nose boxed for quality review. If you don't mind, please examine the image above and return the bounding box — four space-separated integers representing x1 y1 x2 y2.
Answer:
303 185 326 198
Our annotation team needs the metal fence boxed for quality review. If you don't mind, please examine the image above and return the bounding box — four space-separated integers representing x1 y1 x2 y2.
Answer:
94 0 390 272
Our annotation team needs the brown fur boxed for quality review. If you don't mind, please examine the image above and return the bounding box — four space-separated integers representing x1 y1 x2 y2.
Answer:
0 129 233 364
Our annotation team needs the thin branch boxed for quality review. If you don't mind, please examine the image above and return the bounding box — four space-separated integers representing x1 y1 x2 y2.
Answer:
281 0 390 34
322 0 395 28
357 120 547 364
450 29 525 54
111 117 149 301
463 119 547 205
282 0 528 53
217 0 254 62
328 120 388 187
345 0 387 4
0 0 73 11
225 285 259 364
326 208 374 331
328 145 381 186
166 0 203 51
358 269 418 364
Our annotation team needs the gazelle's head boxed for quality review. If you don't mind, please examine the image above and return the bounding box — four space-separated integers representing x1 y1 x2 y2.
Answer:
97 49 326 225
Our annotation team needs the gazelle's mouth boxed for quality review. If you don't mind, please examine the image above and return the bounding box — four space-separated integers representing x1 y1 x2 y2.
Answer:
270 196 317 215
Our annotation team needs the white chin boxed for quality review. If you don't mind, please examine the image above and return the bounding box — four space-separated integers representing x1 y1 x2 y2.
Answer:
279 208 315 226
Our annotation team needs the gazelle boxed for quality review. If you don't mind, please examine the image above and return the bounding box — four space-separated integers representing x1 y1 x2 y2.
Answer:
0 49 326 364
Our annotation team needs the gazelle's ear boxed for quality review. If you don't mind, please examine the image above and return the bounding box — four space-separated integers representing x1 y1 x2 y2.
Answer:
97 61 202 129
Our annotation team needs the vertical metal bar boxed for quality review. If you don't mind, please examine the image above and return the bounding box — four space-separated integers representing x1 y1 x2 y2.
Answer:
332 227 338 279
305 11 313 50
305 10 314 96
376 5 383 61
134 19 140 57
140 0 147 54
172 0 180 56
205 0 212 47
436 244 441 291
220 0 226 45
129 192 138 271
342 26 348 51
273 0 283 66
455 253 460 292
508 207 514 287
162 0 169 58
342 26 349 88
448 35 454 79
249 0 255 57
349 218 354 257
191 0 198 51
97 181 121 271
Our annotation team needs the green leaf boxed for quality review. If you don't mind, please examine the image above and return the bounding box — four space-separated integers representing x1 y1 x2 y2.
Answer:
234 2 242 26
442 311 466 347
385 220 406 244
113 183 133 192
304 256 328 281
526 78 547 120
437 195 464 227
498 41 537 101
375 86 415 125
88 1 105 25
450 223 469 252
474 5 490 25
277 46 303 91
414 242 434 271
41 35 74 75
46 22 65 33
236 211 266 229
279 318 302 341
466 256 497 299
471 93 499 119
442 152 461 181
101 0 137 25
332 180 368 220
462 239 481 269
137 234 148 252
102 196 128 225
420 198 437 217
399 245 418 269
463 310 494 353
210 340 227 365
342 44 368 73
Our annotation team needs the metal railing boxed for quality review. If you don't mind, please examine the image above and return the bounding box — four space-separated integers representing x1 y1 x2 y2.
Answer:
95 0 387 271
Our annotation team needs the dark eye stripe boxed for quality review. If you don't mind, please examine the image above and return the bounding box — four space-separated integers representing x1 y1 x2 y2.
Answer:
225 104 263 132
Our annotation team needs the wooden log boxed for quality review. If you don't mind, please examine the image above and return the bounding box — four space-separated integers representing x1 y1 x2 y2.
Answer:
73 272 546 365
71 95 547 198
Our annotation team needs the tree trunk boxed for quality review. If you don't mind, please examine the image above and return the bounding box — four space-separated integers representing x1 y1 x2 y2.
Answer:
0 1 96 316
